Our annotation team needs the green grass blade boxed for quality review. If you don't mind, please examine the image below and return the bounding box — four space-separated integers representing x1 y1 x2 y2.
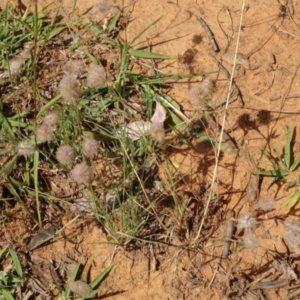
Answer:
3 291 14 300
5 180 36 222
89 265 113 289
33 150 41 227
64 259 82 297
0 155 18 177
0 247 8 259
107 10 121 33
284 125 292 169
260 149 279 171
36 95 61 119
7 249 22 278
129 16 162 46
258 169 287 177
128 49 173 59
0 112 15 140
40 25 66 44
83 288 102 299
290 154 300 172
282 190 300 207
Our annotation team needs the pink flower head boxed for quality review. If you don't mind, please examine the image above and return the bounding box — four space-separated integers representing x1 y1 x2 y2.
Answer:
82 138 98 159
59 73 81 105
56 145 74 166
71 163 93 185
150 102 166 125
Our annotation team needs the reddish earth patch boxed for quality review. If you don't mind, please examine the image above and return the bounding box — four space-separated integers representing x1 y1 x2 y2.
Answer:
2 0 300 299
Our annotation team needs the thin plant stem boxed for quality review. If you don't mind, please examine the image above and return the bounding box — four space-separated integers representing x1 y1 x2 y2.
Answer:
193 0 246 243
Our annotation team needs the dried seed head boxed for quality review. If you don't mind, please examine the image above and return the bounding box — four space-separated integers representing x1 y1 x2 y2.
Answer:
63 60 85 75
86 64 106 87
189 87 201 105
258 195 276 212
189 77 214 105
59 74 81 105
43 112 59 128
200 77 214 97
9 58 25 75
273 260 297 280
243 232 259 250
150 123 165 143
283 219 300 255
82 138 98 159
71 163 93 185
36 124 55 143
7 49 31 76
17 140 35 158
237 213 257 231
56 145 74 166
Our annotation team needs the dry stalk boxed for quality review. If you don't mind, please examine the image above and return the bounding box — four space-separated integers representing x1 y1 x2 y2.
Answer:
193 0 246 244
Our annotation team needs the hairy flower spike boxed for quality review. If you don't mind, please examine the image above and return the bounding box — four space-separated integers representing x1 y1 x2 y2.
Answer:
150 123 165 143
71 163 93 185
237 213 257 232
189 77 214 105
82 139 98 159
43 112 59 128
243 232 259 250
64 60 85 75
86 64 106 88
36 124 55 143
59 74 81 105
189 87 201 105
200 77 214 97
17 140 35 158
56 145 74 166
258 195 276 212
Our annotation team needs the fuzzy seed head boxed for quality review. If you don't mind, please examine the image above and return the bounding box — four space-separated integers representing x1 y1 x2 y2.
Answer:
36 124 55 143
86 64 106 87
9 58 25 75
237 213 257 231
59 74 81 105
17 140 35 158
56 145 74 166
71 163 93 185
43 112 59 128
273 261 297 280
200 77 214 97
82 139 98 159
243 232 259 250
150 123 165 143
258 195 276 212
63 60 85 75
189 87 201 105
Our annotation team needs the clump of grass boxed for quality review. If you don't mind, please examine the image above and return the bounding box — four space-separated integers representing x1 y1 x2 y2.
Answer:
0 3 211 251
0 248 27 299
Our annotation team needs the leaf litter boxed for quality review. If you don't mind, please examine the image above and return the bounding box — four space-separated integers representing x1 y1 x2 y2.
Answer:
1 0 300 299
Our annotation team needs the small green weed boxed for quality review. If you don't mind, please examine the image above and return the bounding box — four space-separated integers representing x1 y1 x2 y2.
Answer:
0 248 26 300
61 259 113 300
258 125 300 206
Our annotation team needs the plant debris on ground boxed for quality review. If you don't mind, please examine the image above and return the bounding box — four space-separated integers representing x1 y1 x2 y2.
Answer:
1 1 300 299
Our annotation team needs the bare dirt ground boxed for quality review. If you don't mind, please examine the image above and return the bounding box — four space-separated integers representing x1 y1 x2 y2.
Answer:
2 0 300 299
